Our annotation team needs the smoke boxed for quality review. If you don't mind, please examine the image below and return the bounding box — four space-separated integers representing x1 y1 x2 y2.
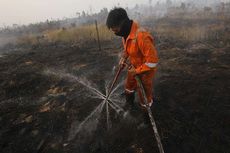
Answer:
124 0 230 22
1 0 229 49
0 35 17 48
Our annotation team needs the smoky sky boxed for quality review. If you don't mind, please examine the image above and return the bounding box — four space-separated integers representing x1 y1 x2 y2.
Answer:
0 0 152 26
0 0 229 27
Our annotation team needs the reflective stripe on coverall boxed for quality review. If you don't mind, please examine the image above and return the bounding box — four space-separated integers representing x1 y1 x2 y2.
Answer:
122 21 158 105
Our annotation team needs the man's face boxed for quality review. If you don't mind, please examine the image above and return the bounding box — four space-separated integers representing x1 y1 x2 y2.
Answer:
110 20 125 36
110 26 121 35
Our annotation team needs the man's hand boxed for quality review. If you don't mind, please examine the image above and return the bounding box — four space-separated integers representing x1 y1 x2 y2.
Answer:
119 57 127 69
128 65 136 76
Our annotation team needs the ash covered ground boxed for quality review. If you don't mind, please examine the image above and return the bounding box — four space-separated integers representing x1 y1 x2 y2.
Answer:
0 22 230 153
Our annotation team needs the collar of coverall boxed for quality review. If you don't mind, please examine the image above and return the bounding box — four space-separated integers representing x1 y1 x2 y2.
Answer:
122 21 139 44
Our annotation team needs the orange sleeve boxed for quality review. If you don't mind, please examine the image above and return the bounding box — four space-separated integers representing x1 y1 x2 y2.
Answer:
135 32 158 74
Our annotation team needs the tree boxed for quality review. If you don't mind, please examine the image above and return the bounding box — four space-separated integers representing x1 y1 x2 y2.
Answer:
81 11 86 18
166 0 172 7
149 0 152 5
180 2 186 10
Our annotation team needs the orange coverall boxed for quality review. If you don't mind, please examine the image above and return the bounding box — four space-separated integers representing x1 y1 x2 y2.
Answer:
122 21 158 106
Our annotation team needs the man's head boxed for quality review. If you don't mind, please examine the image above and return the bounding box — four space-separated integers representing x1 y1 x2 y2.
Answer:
106 7 131 37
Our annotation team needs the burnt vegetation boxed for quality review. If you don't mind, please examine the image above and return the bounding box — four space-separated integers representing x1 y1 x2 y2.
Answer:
0 1 229 153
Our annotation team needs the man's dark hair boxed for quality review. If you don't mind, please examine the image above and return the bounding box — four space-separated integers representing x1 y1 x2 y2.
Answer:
106 7 129 29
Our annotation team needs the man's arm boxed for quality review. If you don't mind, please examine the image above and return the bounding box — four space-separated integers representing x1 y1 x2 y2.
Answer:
135 32 158 74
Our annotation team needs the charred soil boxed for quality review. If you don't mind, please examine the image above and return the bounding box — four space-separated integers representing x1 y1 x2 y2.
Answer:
0 35 229 153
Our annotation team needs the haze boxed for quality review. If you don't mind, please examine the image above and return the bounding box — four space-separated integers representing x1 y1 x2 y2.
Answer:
0 0 229 27
0 0 153 27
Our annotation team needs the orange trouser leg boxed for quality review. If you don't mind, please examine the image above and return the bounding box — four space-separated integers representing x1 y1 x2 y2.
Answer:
125 69 156 106
137 70 155 106
125 71 137 94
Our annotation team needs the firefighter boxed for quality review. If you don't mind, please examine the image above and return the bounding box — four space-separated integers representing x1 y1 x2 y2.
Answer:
106 7 158 112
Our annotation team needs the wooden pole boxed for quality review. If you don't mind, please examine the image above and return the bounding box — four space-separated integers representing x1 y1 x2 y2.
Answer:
95 20 102 51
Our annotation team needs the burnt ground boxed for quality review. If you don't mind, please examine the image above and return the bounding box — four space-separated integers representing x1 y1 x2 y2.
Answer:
0 36 229 153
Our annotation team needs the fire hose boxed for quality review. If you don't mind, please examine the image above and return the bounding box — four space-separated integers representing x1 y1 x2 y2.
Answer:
105 59 165 153
135 75 165 153
105 65 123 103
104 64 123 129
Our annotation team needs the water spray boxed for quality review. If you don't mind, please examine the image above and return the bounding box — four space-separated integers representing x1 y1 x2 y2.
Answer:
104 65 123 129
44 69 125 132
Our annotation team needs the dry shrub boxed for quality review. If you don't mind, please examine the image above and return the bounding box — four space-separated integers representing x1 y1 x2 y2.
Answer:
44 24 114 43
16 24 114 45
149 13 230 43
155 23 227 42
17 34 39 45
